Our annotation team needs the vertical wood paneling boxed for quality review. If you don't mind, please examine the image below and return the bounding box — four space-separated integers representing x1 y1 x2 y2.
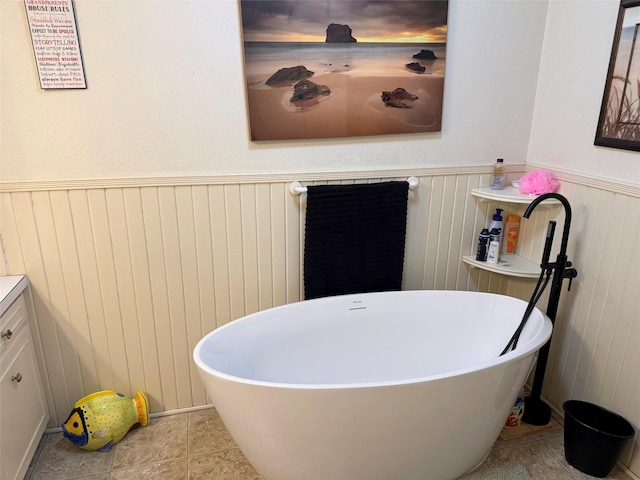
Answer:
140 187 178 410
612 231 640 418
600 196 638 409
465 174 490 292
0 195 26 275
48 191 100 397
270 184 287 307
122 188 164 409
450 175 473 290
444 176 467 290
157 186 191 409
423 176 444 290
174 186 206 406
1 170 637 474
69 190 114 394
433 175 455 289
285 185 301 302
586 194 630 403
68 191 113 400
569 189 613 400
239 185 260 316
255 184 274 311
191 185 216 336
10 192 71 424
87 189 131 392
44 192 97 398
403 177 427 290
209 185 232 328
105 189 144 397
190 185 216 404
545 182 590 401
224 185 246 321
541 186 640 473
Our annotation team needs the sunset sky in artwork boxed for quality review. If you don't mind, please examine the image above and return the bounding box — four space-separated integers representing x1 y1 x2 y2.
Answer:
240 0 448 43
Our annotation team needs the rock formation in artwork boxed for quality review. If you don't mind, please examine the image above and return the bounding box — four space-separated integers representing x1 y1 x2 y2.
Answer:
405 62 426 73
413 49 437 60
290 79 331 103
381 88 419 108
266 66 314 86
326 23 357 43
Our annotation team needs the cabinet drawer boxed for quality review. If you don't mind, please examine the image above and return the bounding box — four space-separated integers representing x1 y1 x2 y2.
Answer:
0 324 49 480
0 294 27 360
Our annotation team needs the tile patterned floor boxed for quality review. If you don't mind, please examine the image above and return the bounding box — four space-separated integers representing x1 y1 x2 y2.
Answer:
25 407 635 480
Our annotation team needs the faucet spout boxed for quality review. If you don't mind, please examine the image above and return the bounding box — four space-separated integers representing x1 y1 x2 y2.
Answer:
523 193 572 258
521 192 575 426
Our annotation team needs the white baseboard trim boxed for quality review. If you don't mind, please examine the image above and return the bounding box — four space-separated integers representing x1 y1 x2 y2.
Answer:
45 403 216 434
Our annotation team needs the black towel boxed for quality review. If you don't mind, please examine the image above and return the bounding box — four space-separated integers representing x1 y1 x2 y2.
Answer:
304 181 410 300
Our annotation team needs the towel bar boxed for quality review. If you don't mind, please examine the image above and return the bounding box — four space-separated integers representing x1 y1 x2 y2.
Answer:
289 176 419 195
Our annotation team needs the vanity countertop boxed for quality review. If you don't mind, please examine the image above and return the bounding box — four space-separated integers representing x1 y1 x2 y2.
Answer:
0 275 29 316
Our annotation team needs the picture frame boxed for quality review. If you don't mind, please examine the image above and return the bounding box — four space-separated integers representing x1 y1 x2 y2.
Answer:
594 0 640 151
239 0 448 141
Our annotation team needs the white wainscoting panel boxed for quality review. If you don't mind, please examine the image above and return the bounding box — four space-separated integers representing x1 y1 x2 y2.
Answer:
2 168 639 479
0 172 505 426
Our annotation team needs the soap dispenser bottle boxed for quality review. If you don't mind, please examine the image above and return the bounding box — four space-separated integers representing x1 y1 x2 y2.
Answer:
488 208 504 243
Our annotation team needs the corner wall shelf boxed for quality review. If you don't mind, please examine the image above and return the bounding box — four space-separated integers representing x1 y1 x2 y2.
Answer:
471 186 560 205
462 255 541 279
464 186 559 279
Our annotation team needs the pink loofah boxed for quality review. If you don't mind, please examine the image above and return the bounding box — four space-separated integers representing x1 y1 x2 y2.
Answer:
518 169 559 195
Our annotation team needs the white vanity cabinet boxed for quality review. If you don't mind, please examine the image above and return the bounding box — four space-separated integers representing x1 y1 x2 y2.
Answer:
0 276 49 480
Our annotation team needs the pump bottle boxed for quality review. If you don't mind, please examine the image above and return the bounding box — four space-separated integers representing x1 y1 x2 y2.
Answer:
488 208 504 247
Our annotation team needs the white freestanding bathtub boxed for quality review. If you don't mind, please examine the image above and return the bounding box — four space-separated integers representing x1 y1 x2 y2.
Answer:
193 290 552 480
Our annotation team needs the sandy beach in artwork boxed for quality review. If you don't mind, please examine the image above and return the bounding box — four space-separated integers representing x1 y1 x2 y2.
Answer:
238 1 448 141
246 70 444 140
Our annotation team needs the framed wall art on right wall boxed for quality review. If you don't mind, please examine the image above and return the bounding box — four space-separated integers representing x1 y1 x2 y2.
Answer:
595 0 640 151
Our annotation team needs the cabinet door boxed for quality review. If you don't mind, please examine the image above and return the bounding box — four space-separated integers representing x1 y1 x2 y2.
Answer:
0 326 49 480
1 295 26 358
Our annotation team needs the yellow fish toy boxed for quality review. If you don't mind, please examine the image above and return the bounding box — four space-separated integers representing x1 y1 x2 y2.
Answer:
61 389 149 451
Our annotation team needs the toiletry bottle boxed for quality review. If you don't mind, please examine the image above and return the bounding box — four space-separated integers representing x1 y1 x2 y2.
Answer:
504 215 520 254
490 158 506 190
487 235 500 264
476 228 490 261
488 208 504 246
505 390 526 428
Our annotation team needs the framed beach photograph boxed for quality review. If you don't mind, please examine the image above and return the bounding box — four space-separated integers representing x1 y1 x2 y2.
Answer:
239 0 448 141
595 0 640 151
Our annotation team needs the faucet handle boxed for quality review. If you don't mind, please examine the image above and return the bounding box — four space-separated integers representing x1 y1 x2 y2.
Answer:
564 267 578 291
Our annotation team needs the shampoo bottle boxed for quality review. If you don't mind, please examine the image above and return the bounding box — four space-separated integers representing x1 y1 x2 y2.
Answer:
490 158 506 190
488 208 504 247
476 228 490 261
504 215 520 254
487 235 500 264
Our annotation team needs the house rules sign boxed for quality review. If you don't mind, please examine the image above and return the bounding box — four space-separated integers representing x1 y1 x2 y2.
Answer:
24 0 86 89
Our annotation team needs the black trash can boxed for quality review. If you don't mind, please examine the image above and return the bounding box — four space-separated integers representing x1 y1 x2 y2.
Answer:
563 400 635 478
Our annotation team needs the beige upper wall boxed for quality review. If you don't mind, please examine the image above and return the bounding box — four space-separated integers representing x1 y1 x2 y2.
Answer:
528 0 640 186
1 0 548 181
